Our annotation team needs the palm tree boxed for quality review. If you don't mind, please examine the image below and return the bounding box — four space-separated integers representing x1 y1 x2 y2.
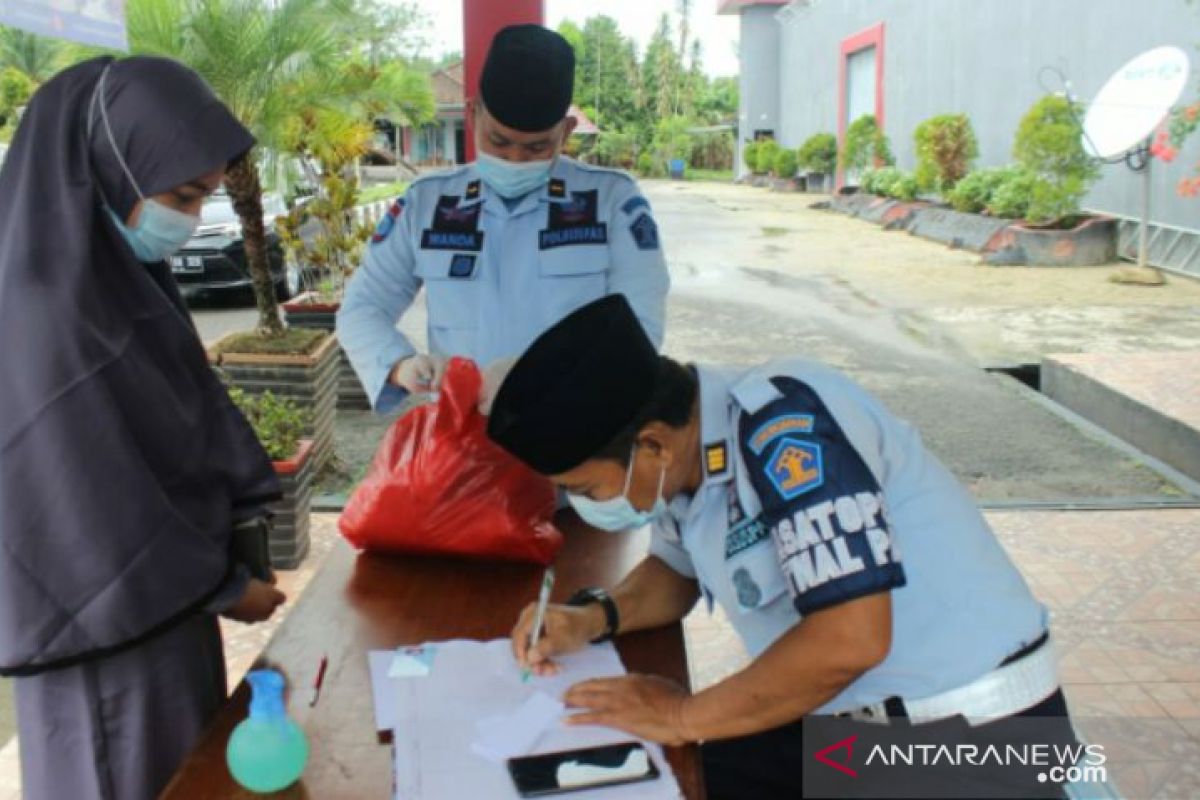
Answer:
126 0 354 335
0 25 63 82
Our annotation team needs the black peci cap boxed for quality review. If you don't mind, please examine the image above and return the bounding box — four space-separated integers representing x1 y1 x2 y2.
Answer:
479 24 575 133
487 295 658 475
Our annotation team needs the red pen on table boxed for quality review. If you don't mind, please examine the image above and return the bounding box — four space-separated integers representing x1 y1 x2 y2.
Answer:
309 654 328 707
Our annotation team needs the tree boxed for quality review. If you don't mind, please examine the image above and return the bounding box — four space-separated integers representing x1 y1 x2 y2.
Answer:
349 0 429 67
0 25 63 82
642 14 682 121
561 16 640 133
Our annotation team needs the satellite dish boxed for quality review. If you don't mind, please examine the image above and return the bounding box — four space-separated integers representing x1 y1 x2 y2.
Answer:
1083 46 1191 158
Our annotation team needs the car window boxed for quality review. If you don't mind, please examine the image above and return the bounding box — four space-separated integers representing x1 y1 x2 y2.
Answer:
201 195 240 225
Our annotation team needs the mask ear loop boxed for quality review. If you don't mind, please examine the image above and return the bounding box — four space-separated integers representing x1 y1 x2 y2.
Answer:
88 65 146 205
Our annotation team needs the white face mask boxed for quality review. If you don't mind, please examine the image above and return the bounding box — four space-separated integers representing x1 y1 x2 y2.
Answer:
567 446 668 533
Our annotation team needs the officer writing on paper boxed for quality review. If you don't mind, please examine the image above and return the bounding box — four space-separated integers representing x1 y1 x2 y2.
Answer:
488 296 1077 799
337 25 669 413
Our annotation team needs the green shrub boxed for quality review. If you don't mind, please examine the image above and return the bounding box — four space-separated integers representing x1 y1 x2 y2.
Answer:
887 172 920 201
841 115 895 172
987 168 1040 220
742 141 761 172
690 130 734 171
865 166 901 196
949 166 1018 213
636 151 658 177
914 113 979 194
773 148 799 179
1012 95 1099 222
594 131 638 169
227 388 311 461
798 132 838 174
756 140 782 175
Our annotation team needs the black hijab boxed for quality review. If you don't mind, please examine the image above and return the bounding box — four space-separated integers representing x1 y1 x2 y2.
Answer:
0 56 281 675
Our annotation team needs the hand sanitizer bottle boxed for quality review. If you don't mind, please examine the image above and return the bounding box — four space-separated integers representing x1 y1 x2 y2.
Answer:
226 669 309 793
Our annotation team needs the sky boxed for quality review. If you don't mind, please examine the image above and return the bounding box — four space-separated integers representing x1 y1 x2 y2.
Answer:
410 0 741 78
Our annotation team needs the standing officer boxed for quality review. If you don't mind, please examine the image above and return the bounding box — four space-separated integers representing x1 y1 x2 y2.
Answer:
487 296 1079 799
337 25 669 414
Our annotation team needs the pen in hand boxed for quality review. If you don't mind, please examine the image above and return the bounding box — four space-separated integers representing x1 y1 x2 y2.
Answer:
522 567 555 682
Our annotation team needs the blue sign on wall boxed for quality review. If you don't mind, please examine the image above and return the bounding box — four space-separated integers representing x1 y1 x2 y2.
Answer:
0 0 127 51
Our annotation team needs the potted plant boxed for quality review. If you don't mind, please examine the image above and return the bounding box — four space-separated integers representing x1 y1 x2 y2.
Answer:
754 139 781 187
275 109 377 411
839 115 894 191
771 148 803 192
228 388 315 569
798 133 837 193
913 114 979 198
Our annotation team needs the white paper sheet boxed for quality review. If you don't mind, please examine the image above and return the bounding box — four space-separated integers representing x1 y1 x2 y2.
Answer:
389 639 682 800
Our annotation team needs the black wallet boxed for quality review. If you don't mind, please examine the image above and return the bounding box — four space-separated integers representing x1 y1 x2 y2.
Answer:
230 516 273 581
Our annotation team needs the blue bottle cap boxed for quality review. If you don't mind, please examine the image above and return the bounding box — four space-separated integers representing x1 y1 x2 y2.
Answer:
246 669 286 721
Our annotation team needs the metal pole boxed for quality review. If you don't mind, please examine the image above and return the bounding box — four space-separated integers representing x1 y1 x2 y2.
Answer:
1139 145 1152 269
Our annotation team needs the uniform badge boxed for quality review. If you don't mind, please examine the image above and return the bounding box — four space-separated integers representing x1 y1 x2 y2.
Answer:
371 199 404 244
629 213 659 251
764 437 824 500
732 567 763 609
748 414 815 455
705 442 728 477
465 180 481 199
540 190 607 249
548 178 566 198
449 254 477 278
421 196 484 252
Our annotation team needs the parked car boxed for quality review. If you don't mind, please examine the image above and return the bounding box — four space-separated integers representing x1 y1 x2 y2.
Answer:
170 191 300 302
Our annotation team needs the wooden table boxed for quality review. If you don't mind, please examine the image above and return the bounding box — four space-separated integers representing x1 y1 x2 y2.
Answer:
161 514 705 799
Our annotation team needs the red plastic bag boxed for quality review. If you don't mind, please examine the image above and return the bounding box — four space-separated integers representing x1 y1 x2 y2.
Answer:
339 358 562 564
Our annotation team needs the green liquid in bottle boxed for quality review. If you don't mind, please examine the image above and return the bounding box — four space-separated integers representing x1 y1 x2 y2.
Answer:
226 669 309 793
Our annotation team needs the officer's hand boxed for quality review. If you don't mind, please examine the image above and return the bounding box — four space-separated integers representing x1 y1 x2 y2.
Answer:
511 602 604 677
390 354 448 394
223 579 287 624
478 357 517 416
565 674 691 746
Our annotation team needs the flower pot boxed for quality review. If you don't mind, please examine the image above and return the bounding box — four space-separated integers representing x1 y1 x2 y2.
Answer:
209 332 340 472
283 293 371 411
984 215 1118 267
268 439 314 569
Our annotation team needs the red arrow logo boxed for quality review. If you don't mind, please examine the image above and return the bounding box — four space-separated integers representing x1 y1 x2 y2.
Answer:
814 734 859 777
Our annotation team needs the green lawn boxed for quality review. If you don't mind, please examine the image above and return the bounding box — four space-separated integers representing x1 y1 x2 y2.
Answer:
685 168 734 182
359 181 408 204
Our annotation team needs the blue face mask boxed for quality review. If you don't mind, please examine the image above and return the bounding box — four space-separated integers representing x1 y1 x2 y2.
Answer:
90 65 202 263
107 201 200 263
567 448 668 533
475 150 554 199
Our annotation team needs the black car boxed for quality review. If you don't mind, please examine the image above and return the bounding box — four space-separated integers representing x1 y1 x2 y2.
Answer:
171 192 300 301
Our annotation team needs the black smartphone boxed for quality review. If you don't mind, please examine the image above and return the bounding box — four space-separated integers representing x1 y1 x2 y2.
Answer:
507 741 660 797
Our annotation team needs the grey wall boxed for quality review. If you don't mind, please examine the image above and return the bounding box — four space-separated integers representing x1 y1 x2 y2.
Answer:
776 0 1200 231
737 5 784 177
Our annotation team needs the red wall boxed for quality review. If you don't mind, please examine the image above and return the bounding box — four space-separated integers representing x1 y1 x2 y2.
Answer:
462 0 545 161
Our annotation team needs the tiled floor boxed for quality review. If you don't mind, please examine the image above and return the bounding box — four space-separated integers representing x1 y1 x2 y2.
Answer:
1 508 1198 798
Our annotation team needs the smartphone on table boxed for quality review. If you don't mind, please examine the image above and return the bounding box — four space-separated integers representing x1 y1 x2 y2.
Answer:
507 741 660 797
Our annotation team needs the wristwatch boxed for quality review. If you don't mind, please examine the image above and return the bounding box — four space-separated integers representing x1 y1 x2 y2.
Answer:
566 587 620 643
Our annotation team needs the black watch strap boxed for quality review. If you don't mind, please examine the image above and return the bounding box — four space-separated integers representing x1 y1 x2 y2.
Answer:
566 587 619 643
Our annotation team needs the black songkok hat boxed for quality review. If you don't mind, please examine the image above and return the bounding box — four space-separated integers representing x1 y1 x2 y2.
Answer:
479 24 576 133
488 295 658 475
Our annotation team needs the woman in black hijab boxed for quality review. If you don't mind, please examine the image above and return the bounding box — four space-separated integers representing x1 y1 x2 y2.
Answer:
0 55 287 798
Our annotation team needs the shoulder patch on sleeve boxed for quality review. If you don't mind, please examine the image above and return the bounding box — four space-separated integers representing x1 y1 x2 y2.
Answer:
371 198 404 244
621 196 650 215
629 213 660 251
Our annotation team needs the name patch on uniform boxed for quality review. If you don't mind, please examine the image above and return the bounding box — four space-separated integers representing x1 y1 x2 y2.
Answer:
705 442 728 476
420 196 484 252
371 199 404 244
421 230 484 251
629 213 659 251
748 414 815 455
765 437 824 500
449 254 477 278
540 190 608 250
725 513 770 560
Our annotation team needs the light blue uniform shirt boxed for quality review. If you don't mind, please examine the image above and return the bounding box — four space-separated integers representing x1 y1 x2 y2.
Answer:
651 360 1048 714
337 158 670 413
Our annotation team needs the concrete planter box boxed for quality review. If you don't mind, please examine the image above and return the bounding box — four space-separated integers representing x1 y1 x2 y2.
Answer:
805 172 831 194
770 176 806 192
983 216 1118 267
267 439 313 569
283 294 371 411
829 192 926 228
209 332 339 472
906 206 1013 252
